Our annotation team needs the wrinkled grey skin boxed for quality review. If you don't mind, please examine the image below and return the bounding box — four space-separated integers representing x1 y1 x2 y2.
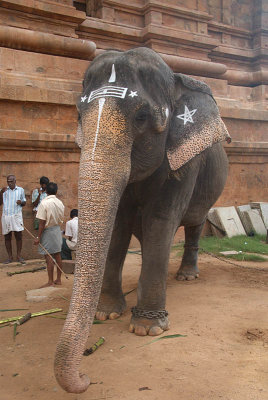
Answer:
54 48 229 393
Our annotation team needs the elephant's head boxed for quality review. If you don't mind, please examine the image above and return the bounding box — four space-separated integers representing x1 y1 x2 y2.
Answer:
54 47 230 393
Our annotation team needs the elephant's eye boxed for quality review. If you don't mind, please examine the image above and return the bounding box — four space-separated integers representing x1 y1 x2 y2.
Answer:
135 110 148 122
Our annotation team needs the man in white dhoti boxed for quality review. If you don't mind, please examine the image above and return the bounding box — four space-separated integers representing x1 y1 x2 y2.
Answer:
0 175 26 264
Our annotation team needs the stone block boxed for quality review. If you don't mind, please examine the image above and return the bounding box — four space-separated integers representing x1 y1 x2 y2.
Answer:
208 207 246 238
220 250 239 255
207 208 224 238
145 11 162 25
237 204 251 232
26 286 67 302
243 210 267 235
101 7 115 21
62 260 75 274
260 203 268 229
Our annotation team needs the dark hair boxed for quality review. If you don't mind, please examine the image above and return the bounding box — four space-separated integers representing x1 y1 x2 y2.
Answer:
40 176 49 185
70 209 78 219
46 182 58 195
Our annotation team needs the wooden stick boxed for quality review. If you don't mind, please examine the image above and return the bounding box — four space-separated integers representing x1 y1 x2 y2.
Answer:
22 224 68 280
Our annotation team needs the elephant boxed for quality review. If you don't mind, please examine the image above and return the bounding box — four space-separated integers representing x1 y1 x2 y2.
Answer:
54 47 230 393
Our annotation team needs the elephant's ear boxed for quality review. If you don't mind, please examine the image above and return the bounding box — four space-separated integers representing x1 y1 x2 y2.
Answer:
166 74 231 171
75 116 83 148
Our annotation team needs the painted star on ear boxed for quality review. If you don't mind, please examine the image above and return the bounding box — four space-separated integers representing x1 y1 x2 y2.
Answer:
81 95 87 102
177 105 197 125
129 91 138 98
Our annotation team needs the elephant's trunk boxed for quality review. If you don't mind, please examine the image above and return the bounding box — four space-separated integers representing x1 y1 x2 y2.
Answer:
54 100 131 393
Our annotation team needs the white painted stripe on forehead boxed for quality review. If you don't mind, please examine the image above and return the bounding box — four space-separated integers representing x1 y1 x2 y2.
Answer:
92 97 106 161
88 86 127 103
108 64 116 83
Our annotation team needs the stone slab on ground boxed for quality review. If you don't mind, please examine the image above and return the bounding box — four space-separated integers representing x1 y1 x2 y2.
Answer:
237 204 251 219
207 208 225 238
62 260 75 274
243 209 267 235
208 207 246 238
260 203 268 229
26 286 67 302
220 250 240 255
237 204 252 233
250 202 266 210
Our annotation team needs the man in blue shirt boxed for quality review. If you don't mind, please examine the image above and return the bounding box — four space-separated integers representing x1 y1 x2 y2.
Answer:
0 175 26 264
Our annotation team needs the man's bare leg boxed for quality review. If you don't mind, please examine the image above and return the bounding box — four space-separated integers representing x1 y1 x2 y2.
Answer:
4 232 13 262
53 252 62 285
40 254 54 288
14 231 25 263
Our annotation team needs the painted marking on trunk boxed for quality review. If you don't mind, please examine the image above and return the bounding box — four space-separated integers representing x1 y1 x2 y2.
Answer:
108 64 116 83
177 105 197 125
87 86 128 103
92 97 106 161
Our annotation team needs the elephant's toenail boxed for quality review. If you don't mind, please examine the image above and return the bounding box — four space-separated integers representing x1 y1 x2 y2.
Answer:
109 312 120 320
148 326 163 336
186 275 195 281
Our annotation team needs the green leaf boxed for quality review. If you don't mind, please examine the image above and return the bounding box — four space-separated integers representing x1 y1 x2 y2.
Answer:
124 288 136 297
141 333 187 346
13 324 17 341
57 294 69 301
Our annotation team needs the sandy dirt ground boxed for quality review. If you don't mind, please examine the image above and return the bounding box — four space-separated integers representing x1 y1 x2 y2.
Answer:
0 248 267 400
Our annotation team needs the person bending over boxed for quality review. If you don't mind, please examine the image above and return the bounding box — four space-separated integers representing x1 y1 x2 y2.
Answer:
34 182 64 288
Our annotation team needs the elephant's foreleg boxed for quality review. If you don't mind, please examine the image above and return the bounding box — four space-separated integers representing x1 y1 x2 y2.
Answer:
129 217 176 336
96 197 137 320
176 222 205 281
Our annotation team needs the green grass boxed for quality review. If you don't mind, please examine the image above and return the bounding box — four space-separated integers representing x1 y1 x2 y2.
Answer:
172 235 268 262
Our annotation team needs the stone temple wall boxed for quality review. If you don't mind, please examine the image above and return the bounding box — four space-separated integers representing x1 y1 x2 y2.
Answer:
0 0 267 260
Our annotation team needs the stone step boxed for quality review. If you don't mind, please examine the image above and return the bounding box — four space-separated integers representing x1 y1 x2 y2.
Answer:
62 260 75 274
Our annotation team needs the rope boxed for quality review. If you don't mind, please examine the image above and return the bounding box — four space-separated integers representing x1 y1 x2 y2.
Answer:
22 224 69 280
200 247 268 272
128 246 266 273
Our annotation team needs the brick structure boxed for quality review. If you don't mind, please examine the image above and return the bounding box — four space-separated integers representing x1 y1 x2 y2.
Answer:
0 0 267 260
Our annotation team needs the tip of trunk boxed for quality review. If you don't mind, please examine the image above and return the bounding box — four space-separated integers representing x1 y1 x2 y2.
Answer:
55 367 90 393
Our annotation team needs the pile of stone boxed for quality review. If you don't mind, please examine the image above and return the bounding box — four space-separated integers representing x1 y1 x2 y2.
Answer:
208 202 268 238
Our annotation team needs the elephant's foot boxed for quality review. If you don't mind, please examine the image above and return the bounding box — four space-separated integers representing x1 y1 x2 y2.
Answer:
96 293 126 321
176 264 199 281
129 307 170 336
129 316 170 336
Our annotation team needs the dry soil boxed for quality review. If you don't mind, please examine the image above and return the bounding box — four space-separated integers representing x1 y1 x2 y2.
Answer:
0 248 267 400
